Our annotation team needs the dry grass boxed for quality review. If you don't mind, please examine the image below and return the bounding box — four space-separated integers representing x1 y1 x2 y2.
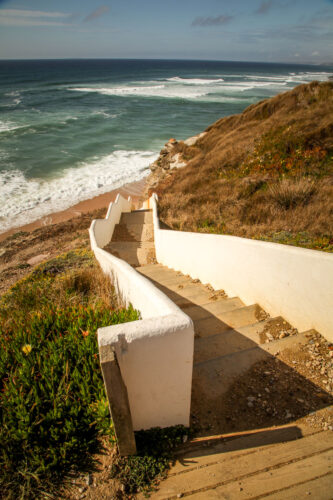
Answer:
56 266 118 309
268 178 317 210
154 82 333 251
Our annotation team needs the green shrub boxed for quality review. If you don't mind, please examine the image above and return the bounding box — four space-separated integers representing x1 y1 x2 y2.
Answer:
0 250 139 499
110 426 190 495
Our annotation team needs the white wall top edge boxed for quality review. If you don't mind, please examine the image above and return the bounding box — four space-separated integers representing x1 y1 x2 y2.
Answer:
94 247 188 319
98 313 192 347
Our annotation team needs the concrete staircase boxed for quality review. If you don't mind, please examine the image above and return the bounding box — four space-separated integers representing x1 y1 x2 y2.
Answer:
137 263 310 402
103 209 333 499
103 209 156 266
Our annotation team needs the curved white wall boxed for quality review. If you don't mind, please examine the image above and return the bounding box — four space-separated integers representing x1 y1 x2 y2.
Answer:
89 195 194 431
151 194 333 342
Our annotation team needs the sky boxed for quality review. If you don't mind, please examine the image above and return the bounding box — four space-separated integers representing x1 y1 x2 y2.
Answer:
0 0 332 63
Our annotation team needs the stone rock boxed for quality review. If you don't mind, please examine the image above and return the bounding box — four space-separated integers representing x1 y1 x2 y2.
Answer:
169 153 187 170
27 253 49 266
184 131 206 146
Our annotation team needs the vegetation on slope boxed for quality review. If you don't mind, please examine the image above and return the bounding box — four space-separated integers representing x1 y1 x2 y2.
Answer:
0 249 139 499
0 247 191 499
153 81 333 251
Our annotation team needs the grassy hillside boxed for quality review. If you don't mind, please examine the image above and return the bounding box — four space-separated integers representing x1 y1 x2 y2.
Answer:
0 249 139 498
0 246 190 499
153 81 333 251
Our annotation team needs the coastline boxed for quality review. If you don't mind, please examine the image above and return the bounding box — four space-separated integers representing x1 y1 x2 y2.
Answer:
0 177 147 243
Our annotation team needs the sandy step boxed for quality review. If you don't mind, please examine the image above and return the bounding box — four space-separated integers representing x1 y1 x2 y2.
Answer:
150 431 333 499
111 223 154 243
193 345 271 399
126 223 154 242
120 210 153 224
105 241 156 266
136 263 165 273
111 223 138 242
194 327 261 363
136 266 184 281
181 297 244 323
193 325 306 363
184 303 262 332
193 331 308 399
213 303 263 329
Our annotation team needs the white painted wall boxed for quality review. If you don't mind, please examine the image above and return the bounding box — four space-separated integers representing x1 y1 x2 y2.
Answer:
91 193 132 249
151 194 333 342
89 195 194 430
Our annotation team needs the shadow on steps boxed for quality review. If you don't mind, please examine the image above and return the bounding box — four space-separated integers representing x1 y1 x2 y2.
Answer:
142 276 333 438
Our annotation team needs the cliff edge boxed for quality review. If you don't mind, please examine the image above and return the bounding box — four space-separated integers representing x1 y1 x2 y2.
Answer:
146 81 333 252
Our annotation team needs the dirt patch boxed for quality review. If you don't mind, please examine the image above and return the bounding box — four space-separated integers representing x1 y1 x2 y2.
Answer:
0 210 104 295
260 317 298 344
191 331 333 437
61 438 125 500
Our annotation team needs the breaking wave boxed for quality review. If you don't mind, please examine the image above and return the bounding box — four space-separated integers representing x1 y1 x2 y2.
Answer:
0 150 157 232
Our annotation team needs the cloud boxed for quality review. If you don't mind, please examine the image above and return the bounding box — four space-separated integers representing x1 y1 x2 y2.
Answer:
192 15 233 27
0 9 69 18
0 8 72 26
84 5 110 22
255 1 274 14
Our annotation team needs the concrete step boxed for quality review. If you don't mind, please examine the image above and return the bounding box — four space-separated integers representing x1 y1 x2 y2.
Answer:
120 210 153 224
155 285 224 308
183 303 264 335
136 263 165 273
193 320 304 363
111 223 137 243
193 332 308 399
112 223 154 243
181 297 244 323
194 326 261 363
214 303 264 329
136 265 181 280
127 223 154 242
104 241 156 266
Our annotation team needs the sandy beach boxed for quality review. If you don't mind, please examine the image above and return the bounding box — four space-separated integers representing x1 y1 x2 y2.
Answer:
0 177 147 243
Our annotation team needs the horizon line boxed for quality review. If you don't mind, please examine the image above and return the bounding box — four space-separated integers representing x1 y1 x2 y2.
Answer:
0 57 332 67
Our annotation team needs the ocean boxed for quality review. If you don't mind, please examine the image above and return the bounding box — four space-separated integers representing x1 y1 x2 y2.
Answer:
0 59 332 233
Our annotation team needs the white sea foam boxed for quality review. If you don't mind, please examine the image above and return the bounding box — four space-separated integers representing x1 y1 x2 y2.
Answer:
69 69 331 102
3 91 22 107
166 77 225 84
70 85 210 100
0 120 20 133
0 150 157 233
286 71 332 84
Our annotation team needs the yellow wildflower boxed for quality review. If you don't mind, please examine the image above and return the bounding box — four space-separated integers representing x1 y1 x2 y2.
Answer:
22 344 32 355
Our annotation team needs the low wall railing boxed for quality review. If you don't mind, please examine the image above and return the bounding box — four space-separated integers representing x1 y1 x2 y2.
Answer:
150 193 333 342
89 194 194 455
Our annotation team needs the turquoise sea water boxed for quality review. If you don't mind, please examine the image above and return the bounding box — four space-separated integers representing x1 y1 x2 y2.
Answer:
0 59 332 232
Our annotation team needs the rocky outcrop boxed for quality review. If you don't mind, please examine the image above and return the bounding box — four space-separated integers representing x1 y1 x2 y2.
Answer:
145 132 206 196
